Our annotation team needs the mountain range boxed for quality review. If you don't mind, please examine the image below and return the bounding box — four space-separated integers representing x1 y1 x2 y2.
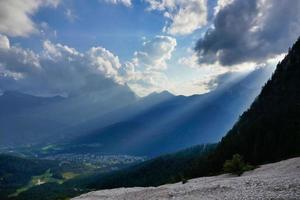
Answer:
63 67 274 156
1 66 273 156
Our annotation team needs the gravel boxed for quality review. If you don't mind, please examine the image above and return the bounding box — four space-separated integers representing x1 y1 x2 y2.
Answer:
73 157 300 200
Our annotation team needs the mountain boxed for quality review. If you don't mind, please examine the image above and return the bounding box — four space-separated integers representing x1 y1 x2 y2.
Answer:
0 83 137 146
86 38 300 190
141 91 174 105
204 38 300 169
0 91 64 115
0 92 66 146
66 67 274 156
0 65 272 152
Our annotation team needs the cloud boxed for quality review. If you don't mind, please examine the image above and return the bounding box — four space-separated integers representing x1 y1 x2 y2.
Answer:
121 35 177 96
0 34 177 97
0 36 124 96
64 8 78 22
214 0 234 15
195 0 300 66
0 0 60 37
123 69 170 96
145 0 208 35
0 34 10 49
102 0 132 7
131 36 177 70
176 48 285 96
170 77 218 96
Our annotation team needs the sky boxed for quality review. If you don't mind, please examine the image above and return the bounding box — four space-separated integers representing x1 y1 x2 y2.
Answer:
0 0 299 97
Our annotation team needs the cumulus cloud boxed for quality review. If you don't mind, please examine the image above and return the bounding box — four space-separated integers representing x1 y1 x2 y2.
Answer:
0 34 177 97
120 35 177 96
102 0 132 7
131 36 177 70
0 36 124 96
195 0 300 66
0 0 60 37
145 0 208 35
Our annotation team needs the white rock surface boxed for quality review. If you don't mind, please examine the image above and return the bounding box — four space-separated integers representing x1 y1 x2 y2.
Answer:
73 157 300 200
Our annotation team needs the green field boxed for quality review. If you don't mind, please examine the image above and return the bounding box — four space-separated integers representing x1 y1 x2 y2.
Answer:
9 169 61 197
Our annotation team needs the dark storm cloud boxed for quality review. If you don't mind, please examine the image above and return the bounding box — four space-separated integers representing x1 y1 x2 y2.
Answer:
195 0 300 66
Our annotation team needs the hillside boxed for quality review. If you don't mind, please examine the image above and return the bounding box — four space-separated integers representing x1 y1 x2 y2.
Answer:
73 157 300 200
0 82 137 146
204 37 300 171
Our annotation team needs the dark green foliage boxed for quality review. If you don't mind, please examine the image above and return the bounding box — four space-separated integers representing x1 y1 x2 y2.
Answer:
0 154 58 199
0 154 92 200
9 182 83 200
223 154 254 176
89 144 216 189
181 176 188 184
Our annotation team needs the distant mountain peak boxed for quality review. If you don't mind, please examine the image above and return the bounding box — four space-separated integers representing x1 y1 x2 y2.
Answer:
144 90 174 100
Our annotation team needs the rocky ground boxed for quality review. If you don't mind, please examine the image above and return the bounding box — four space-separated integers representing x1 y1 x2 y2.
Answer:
73 157 300 200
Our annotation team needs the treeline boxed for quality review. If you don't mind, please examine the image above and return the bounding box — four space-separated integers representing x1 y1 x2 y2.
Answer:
0 154 88 200
0 155 58 199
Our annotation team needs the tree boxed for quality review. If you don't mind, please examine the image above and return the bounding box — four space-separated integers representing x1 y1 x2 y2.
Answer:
223 154 253 176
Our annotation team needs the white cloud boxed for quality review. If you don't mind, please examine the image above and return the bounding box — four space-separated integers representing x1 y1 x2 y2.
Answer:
178 53 200 69
170 77 218 96
177 50 264 95
102 0 132 7
0 0 60 37
132 35 177 71
214 0 234 15
0 34 10 49
120 35 177 96
0 34 178 97
177 48 287 96
124 70 170 96
0 37 124 96
145 0 208 35
88 47 122 80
